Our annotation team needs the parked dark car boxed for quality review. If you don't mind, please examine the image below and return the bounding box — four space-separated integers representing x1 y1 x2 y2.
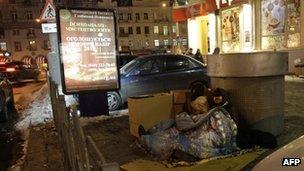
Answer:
107 54 210 110
0 61 40 83
0 73 14 122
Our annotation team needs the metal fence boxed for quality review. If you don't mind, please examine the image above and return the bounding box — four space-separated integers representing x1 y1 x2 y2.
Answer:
48 79 119 171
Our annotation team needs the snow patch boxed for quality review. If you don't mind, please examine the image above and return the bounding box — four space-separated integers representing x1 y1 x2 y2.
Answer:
80 109 128 126
15 84 53 130
285 75 304 83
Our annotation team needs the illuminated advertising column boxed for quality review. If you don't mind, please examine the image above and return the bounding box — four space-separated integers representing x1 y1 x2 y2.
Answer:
57 8 119 94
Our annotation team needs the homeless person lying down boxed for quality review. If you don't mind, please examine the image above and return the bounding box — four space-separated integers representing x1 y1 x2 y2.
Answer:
138 89 238 160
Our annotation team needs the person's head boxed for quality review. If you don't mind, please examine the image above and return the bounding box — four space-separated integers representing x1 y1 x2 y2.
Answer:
196 49 200 53
213 88 225 105
189 48 193 52
191 96 209 115
213 47 220 55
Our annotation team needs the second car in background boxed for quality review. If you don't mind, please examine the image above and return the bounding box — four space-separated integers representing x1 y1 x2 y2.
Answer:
0 61 40 83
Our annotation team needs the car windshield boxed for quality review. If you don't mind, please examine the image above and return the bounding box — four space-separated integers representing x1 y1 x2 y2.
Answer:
120 59 140 75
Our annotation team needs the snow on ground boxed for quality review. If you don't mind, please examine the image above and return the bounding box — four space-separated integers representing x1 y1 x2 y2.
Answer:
80 109 129 126
285 75 304 83
15 84 53 131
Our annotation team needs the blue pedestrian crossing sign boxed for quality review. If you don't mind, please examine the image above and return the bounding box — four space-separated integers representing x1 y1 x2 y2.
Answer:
40 0 56 22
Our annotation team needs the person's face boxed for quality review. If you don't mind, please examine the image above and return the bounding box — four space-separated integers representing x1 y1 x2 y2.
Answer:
213 96 223 104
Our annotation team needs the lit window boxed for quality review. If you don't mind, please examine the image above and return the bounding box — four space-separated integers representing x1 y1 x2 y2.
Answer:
163 26 168 35
29 40 37 51
154 26 159 34
173 39 177 46
164 39 169 46
0 42 7 51
172 25 177 33
154 40 159 47
182 39 188 46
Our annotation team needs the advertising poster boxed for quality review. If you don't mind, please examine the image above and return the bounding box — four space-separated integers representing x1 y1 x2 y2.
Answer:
261 0 286 35
58 8 119 94
221 7 240 41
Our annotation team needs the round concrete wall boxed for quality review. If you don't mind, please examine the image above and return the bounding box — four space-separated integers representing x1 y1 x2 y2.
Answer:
207 52 288 136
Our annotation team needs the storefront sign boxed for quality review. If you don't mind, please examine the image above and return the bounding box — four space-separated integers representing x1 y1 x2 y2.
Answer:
57 8 119 94
218 0 249 8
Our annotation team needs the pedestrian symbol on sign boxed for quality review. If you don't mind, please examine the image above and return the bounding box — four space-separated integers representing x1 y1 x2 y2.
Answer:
39 0 56 22
46 5 55 18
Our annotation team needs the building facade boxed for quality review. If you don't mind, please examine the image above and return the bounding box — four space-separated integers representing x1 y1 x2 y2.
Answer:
99 0 189 53
0 0 188 62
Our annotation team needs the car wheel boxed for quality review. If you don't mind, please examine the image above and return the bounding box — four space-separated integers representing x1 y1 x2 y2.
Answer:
0 104 8 122
107 92 122 111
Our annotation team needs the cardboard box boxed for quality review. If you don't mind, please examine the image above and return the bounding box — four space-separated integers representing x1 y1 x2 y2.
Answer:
171 90 191 104
128 93 173 137
173 104 185 116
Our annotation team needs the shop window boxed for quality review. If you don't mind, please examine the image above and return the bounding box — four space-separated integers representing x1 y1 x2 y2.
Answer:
221 7 240 52
261 0 301 49
29 40 37 51
136 27 141 34
128 27 133 34
154 26 159 34
14 41 22 51
154 40 159 47
144 26 149 34
0 42 7 51
163 26 168 35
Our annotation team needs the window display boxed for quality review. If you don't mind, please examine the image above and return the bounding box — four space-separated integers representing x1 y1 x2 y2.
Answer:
261 0 286 35
221 7 240 52
261 0 301 49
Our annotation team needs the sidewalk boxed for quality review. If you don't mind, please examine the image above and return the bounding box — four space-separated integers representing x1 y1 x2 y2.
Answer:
22 123 64 171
